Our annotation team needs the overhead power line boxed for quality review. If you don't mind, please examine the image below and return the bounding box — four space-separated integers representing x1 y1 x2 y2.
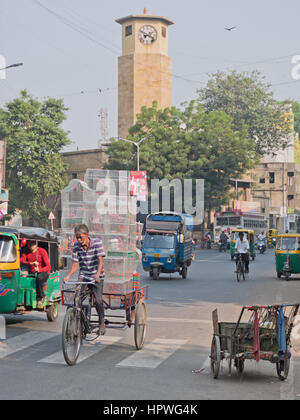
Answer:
31 0 120 55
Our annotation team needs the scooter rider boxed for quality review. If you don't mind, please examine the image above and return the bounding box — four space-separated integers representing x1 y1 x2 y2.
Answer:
219 231 228 251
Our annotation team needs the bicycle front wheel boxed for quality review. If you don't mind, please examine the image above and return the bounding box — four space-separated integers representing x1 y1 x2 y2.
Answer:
236 262 241 282
62 307 82 366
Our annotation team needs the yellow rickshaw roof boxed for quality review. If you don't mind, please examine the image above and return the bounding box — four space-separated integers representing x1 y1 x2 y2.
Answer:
277 234 300 238
231 229 254 234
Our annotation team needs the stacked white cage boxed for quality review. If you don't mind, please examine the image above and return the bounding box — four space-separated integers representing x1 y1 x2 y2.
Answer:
60 170 139 293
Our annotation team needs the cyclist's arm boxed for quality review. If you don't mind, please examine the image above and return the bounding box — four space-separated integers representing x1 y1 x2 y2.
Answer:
64 262 78 283
94 256 104 283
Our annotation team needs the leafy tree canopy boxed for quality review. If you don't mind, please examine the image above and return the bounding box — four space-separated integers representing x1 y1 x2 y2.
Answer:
105 101 257 211
197 70 292 155
0 90 70 225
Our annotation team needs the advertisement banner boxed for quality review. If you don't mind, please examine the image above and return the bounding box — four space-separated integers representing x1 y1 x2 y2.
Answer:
130 171 147 201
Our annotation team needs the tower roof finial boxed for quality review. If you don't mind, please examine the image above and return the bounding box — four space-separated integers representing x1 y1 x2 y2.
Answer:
143 8 148 14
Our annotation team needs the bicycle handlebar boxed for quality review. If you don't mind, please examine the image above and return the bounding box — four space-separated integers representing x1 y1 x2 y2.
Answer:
65 281 96 285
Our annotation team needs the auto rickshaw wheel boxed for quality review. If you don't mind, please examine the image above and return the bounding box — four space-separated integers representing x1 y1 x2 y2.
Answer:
46 303 59 322
181 266 187 279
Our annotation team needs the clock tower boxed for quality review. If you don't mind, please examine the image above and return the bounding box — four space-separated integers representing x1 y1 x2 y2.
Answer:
116 11 174 138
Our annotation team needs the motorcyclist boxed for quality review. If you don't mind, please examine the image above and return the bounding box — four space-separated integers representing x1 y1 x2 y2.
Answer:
257 231 266 252
219 231 228 251
257 231 266 241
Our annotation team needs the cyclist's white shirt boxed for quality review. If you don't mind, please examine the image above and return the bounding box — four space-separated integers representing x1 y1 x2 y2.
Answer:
235 238 249 254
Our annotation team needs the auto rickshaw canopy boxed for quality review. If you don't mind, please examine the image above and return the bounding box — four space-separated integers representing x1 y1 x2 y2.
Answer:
0 226 59 243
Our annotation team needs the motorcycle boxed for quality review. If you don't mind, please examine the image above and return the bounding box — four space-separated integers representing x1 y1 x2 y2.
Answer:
218 241 227 252
257 239 266 254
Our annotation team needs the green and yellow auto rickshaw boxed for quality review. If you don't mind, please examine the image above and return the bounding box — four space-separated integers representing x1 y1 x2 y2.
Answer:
275 234 300 280
0 227 61 321
230 229 256 261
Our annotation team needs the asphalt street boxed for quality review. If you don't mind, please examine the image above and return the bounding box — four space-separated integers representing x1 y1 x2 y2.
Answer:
1 248 300 400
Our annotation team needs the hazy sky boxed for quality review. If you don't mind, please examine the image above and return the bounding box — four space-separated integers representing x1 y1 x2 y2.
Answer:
1 0 300 152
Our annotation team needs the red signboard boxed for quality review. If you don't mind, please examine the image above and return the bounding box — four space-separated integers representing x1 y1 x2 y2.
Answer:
130 171 147 201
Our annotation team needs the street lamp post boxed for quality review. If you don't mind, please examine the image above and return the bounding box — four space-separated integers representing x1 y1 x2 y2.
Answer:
116 134 153 171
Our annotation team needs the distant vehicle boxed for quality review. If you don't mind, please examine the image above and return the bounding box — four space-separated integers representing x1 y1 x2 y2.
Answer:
142 212 193 280
214 210 267 243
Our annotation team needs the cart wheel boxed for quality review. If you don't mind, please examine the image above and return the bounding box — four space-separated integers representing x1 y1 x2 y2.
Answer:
276 353 290 381
235 358 244 377
62 307 82 366
210 335 221 379
152 267 159 280
134 300 147 350
182 266 187 279
46 303 58 322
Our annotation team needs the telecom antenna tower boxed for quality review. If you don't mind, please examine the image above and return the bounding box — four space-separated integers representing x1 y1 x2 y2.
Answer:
98 108 110 148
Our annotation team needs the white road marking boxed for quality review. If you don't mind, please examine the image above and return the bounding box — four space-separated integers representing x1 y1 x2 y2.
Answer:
148 317 211 324
38 335 122 365
0 316 5 340
116 338 187 369
0 331 58 359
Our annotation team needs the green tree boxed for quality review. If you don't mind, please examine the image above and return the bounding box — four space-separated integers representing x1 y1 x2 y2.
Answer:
280 100 300 134
0 90 70 225
197 70 291 155
105 101 256 213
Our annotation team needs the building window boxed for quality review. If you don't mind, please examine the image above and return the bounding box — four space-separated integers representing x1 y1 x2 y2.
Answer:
162 27 167 38
269 172 275 184
259 178 265 184
72 172 78 179
125 25 132 36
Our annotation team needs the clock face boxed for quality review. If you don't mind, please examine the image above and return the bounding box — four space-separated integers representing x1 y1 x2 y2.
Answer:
138 25 157 45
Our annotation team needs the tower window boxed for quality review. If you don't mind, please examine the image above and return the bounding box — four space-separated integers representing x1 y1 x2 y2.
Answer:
125 25 132 36
162 27 167 38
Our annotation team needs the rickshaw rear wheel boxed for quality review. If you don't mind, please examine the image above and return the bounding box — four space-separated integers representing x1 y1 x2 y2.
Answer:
134 300 147 350
46 303 59 322
210 336 221 379
62 307 82 366
276 353 290 381
235 357 244 376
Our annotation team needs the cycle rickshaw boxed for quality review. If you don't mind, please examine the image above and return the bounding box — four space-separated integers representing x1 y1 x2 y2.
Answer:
61 276 148 366
210 304 299 381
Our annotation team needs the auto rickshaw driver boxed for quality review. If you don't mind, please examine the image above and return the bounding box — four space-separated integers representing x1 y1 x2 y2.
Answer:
20 239 51 308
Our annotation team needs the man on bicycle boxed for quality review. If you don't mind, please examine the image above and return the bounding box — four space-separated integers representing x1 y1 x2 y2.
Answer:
63 224 106 335
234 231 250 273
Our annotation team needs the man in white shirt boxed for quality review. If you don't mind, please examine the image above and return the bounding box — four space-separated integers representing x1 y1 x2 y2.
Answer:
234 232 250 273
257 231 266 241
